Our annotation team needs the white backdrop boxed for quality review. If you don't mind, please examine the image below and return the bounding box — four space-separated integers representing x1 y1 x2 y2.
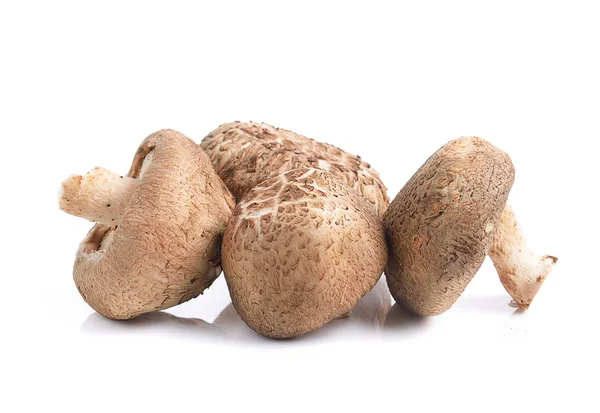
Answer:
1 1 598 412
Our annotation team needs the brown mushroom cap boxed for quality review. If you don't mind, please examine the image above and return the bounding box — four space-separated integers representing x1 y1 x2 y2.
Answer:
70 130 235 319
383 137 515 316
221 168 387 338
200 121 390 216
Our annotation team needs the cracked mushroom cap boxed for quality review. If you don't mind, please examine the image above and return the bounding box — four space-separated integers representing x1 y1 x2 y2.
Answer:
221 168 387 338
383 137 515 316
200 121 389 216
65 130 235 319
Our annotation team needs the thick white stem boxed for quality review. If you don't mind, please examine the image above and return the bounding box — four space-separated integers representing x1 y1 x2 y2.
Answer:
58 166 140 226
489 204 557 309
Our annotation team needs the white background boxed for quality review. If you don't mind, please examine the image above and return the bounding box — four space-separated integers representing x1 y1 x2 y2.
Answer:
2 1 598 412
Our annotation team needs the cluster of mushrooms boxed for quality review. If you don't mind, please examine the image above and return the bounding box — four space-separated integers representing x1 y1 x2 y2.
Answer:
59 123 557 339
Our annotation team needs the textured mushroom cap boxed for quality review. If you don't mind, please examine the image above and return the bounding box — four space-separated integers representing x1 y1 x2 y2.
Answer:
74 129 235 319
221 168 387 338
200 121 389 216
383 137 515 316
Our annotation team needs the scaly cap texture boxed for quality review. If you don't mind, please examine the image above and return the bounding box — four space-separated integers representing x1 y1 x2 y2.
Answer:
383 137 515 315
222 168 387 338
200 121 389 216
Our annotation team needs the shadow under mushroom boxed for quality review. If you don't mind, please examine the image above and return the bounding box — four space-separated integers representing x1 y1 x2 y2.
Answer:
383 302 430 338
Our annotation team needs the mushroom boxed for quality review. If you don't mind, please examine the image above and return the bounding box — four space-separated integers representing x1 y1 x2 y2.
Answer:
221 168 387 338
58 129 235 319
383 137 557 315
200 121 389 216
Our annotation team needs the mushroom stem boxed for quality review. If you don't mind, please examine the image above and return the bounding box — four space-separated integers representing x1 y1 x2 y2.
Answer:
489 204 558 310
59 166 139 226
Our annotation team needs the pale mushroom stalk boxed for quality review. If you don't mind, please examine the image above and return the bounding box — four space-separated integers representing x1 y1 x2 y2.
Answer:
59 166 140 226
489 204 558 310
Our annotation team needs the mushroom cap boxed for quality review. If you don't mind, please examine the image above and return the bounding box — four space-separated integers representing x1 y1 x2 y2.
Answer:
74 129 235 319
383 137 515 316
221 168 387 338
200 121 389 216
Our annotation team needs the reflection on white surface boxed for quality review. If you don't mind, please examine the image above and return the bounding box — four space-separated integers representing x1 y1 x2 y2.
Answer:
78 278 541 343
510 308 525 317
81 311 227 341
384 302 431 339
80 277 393 342
212 303 257 339
452 294 518 313
213 277 393 341
348 277 392 329
383 293 530 340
